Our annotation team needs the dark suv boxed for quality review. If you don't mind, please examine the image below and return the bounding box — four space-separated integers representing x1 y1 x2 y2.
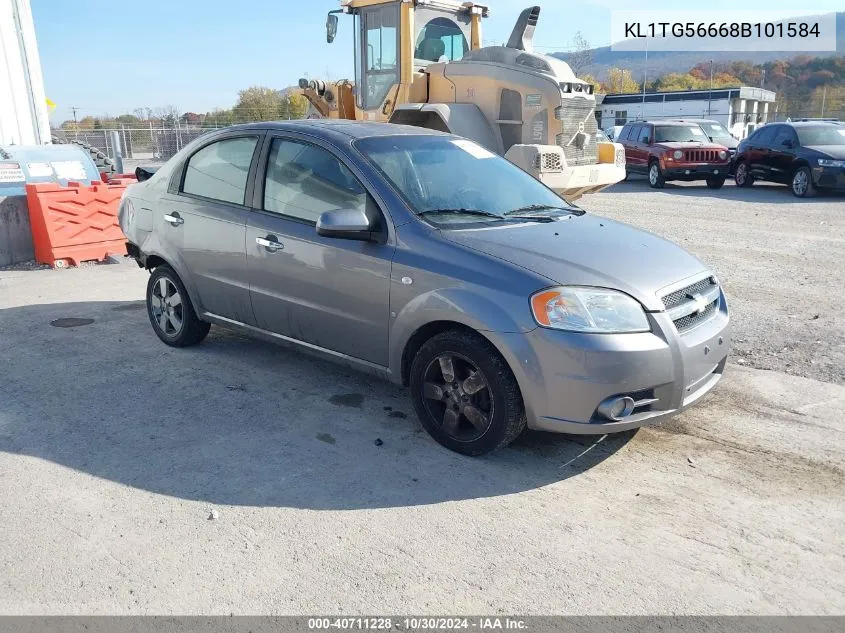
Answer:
617 121 731 189
734 121 845 198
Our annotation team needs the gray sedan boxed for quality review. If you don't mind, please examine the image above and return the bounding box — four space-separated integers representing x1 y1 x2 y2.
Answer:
119 121 730 455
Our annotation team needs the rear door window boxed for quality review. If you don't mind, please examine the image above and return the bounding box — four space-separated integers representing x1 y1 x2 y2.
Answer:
752 126 777 146
181 136 259 205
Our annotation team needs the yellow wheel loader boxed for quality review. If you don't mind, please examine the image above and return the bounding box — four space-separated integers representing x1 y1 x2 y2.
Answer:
301 0 625 202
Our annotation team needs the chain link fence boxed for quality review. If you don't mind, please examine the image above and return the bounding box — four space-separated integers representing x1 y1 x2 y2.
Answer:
51 125 220 162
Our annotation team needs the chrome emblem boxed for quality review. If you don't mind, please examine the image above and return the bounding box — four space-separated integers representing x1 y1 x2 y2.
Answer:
687 292 709 315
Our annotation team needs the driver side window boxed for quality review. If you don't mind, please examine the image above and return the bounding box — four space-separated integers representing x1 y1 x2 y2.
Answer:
263 138 366 224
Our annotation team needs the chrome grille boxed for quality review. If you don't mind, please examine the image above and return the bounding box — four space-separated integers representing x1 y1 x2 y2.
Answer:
662 277 717 310
674 301 717 333
661 276 720 334
554 99 598 166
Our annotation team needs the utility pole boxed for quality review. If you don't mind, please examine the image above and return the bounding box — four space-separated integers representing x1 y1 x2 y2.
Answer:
760 69 766 90
71 106 79 139
640 36 648 119
707 60 714 116
820 86 827 118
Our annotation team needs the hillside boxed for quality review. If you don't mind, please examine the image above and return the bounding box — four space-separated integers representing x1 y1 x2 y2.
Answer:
552 12 844 80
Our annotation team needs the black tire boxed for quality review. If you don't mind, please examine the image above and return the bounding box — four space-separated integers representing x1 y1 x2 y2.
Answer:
409 330 526 456
791 165 817 198
146 265 210 347
706 176 726 189
647 161 665 188
734 161 754 188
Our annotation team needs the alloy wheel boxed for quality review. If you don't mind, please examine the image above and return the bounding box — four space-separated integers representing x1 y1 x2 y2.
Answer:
421 353 493 442
649 164 659 185
150 276 184 337
736 163 747 185
792 169 808 196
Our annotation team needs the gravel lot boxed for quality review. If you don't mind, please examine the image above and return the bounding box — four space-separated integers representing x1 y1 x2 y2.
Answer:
0 183 843 615
579 179 845 385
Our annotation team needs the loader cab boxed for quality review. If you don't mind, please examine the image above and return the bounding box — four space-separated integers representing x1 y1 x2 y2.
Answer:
330 0 487 116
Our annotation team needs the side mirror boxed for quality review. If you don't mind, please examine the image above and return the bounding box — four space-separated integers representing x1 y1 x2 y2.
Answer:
326 13 339 44
135 166 158 182
316 208 374 241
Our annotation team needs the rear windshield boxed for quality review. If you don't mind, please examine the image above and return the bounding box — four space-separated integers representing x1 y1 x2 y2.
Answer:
654 125 708 143
796 125 845 146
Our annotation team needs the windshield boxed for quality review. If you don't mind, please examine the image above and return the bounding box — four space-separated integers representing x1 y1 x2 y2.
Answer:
355 135 576 225
796 125 845 146
654 125 708 143
699 122 734 140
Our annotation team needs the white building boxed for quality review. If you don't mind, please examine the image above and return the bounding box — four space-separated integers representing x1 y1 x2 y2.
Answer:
596 86 777 139
0 0 51 146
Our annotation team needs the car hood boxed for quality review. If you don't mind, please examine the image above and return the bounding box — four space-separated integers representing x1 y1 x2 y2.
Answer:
805 145 845 159
712 137 739 149
442 215 710 311
654 141 727 150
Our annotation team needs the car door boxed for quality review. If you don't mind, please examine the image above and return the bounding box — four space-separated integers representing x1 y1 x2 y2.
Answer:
768 126 799 183
164 132 262 324
636 124 654 172
621 124 639 171
246 134 394 366
746 125 777 180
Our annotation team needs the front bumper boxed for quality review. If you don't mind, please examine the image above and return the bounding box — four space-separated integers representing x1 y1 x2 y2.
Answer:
538 163 626 201
490 293 730 434
662 164 730 181
812 165 845 190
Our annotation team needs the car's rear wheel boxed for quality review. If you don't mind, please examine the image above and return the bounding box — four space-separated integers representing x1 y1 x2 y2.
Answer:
146 265 210 347
706 176 726 189
409 330 526 456
734 161 754 187
791 166 817 198
648 161 665 188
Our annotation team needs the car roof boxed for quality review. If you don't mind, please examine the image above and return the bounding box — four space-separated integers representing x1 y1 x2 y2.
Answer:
634 120 703 127
213 119 450 142
778 120 842 127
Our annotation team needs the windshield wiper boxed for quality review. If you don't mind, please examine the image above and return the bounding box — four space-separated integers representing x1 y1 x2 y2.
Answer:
504 204 584 217
419 208 504 220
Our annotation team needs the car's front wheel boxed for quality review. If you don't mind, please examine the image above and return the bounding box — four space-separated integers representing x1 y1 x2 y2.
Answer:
791 166 817 198
409 330 526 456
734 161 754 188
706 176 726 189
648 161 665 188
146 265 210 347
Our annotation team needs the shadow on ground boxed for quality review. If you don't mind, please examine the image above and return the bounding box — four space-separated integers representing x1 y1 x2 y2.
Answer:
601 176 842 203
0 301 634 510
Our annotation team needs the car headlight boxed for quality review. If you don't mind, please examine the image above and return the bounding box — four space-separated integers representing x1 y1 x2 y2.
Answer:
719 150 727 160
530 287 650 333
818 158 845 168
672 150 683 160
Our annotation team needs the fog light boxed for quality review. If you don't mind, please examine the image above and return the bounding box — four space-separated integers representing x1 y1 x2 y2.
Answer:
597 396 636 421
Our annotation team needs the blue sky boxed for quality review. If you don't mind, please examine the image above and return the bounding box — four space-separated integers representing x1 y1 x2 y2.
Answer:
33 0 842 123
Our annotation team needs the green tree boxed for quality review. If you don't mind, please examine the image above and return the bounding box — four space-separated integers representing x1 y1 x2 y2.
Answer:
235 86 287 122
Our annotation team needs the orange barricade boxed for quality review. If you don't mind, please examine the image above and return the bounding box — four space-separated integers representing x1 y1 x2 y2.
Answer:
25 181 131 268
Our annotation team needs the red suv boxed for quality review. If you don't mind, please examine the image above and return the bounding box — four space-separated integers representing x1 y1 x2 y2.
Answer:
617 121 731 189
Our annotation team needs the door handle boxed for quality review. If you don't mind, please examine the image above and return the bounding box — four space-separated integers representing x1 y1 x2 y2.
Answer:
256 236 284 252
163 213 184 226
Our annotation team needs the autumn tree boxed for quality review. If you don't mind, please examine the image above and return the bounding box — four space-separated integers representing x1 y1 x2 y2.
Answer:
606 68 640 94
